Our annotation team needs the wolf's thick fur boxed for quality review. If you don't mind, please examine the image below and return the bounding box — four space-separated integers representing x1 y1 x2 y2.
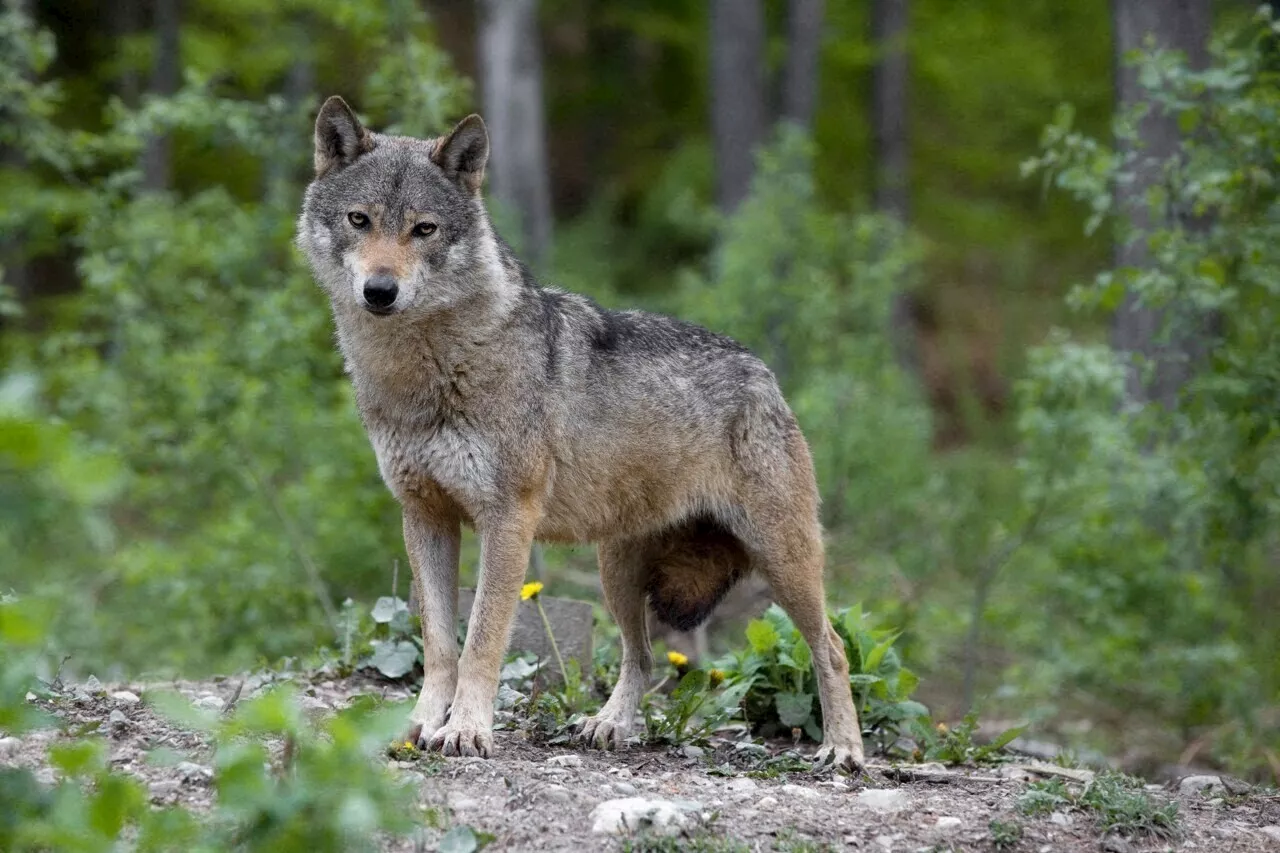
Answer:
296 97 865 769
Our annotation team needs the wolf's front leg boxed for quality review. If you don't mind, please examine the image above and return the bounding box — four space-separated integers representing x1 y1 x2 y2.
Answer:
402 504 462 748
428 503 538 758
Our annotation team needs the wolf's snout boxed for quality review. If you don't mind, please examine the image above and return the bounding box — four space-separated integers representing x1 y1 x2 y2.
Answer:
362 275 399 313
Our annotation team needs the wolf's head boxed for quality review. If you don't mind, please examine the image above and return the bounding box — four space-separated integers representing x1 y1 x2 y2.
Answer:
297 97 505 320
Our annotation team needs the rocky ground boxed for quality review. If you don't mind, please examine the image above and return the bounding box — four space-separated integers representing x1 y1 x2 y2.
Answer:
2 674 1278 852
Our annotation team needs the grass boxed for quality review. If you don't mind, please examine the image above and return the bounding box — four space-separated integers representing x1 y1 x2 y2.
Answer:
1016 772 1181 840
989 818 1023 850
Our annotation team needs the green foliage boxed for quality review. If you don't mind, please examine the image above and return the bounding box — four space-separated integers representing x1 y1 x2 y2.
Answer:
1014 772 1180 839
1013 9 1280 773
714 605 928 752
642 667 750 747
1016 779 1071 816
987 818 1023 850
923 712 1024 767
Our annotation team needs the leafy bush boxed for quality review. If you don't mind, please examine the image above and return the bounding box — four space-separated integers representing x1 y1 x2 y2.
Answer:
714 604 928 752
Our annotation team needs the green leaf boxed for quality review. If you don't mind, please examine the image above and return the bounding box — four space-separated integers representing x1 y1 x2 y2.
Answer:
49 739 105 777
989 725 1026 751
439 824 493 853
746 618 779 654
862 633 900 674
791 636 812 671
370 640 419 679
371 596 408 624
774 691 814 728
670 669 709 704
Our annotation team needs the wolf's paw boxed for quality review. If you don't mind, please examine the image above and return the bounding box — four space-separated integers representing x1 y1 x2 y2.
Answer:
405 710 448 751
813 739 865 773
427 720 494 758
577 712 632 750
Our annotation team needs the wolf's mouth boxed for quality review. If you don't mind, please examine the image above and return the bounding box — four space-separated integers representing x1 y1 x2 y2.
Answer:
363 303 398 317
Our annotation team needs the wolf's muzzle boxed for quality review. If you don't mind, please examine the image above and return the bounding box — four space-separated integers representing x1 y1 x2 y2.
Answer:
362 275 399 314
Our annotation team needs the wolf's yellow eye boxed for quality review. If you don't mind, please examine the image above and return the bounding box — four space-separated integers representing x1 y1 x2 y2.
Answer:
413 222 438 238
347 211 369 228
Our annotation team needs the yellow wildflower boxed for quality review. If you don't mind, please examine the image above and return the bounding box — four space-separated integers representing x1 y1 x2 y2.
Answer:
402 741 415 750
520 581 544 601
667 650 689 668
936 722 949 734
708 669 726 688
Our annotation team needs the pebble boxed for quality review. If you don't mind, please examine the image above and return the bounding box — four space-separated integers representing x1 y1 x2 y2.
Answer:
108 709 127 725
613 782 638 796
679 745 704 759
1050 811 1071 827
726 777 758 794
1259 826 1280 843
83 675 104 694
149 780 181 799
935 816 963 834
176 761 213 783
857 788 909 813
111 691 141 705
590 797 699 835
546 754 583 768
756 795 779 809
1178 775 1225 797
194 695 225 711
542 785 572 805
0 736 21 758
780 783 820 800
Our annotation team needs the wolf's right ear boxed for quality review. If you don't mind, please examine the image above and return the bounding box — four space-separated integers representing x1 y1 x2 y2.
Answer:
431 114 489 193
314 96 374 178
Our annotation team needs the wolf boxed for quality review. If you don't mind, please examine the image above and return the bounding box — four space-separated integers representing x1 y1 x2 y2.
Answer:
296 96 865 770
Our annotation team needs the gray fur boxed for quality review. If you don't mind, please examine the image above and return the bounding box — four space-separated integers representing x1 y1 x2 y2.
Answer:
296 98 865 769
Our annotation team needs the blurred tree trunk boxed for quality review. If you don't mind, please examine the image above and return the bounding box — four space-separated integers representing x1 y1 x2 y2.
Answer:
2 0 31 305
478 0 553 267
870 0 920 377
1110 0 1211 407
141 0 181 192
781 0 824 129
113 0 141 105
709 0 766 213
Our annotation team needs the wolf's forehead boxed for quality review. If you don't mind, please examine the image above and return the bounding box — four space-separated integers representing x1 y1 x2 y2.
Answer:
360 149 458 213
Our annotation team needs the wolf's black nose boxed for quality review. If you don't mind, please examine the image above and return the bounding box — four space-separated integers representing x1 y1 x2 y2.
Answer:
363 275 399 311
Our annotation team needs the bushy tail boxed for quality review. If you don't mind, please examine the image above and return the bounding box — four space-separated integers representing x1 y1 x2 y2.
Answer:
645 515 750 631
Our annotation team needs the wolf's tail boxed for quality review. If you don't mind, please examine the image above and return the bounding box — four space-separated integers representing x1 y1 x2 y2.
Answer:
644 514 750 631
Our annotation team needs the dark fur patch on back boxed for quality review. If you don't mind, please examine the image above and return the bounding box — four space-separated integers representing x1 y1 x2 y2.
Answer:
645 514 750 631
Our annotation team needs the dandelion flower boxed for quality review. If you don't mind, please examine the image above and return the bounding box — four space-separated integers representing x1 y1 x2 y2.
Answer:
936 722 949 734
521 581 544 601
402 741 415 750
708 669 726 688
667 650 689 668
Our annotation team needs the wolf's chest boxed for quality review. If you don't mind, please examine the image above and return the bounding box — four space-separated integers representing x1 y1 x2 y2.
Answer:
367 416 499 510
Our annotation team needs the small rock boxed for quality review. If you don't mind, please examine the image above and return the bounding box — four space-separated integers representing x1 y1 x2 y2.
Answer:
449 797 480 810
149 780 181 799
935 816 962 834
1178 775 1225 797
1100 834 1131 853
176 761 213 783
542 784 572 804
83 675 104 694
0 736 20 758
108 709 127 725
726 777 758 794
590 797 697 836
25 692 37 703
756 796 779 809
781 783 820 800
111 691 141 705
608 767 633 779
1259 826 1280 843
857 788 909 813
613 782 638 796
496 684 524 711
679 745 705 760
546 754 582 768
1050 811 1071 827
873 833 904 850
194 695 225 711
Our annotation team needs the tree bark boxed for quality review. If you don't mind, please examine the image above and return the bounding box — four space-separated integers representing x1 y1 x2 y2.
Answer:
478 0 553 267
781 0 824 129
871 0 909 222
141 0 182 192
1110 0 1211 407
709 0 767 213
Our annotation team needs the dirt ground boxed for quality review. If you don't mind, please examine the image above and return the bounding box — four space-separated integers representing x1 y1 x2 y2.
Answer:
3 674 1278 852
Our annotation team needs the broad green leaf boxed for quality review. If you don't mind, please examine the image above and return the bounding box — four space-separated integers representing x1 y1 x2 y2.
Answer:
670 669 708 704
49 739 105 777
370 640 419 679
746 618 779 654
989 725 1026 750
791 636 812 671
371 596 408 624
862 633 900 674
774 691 814 728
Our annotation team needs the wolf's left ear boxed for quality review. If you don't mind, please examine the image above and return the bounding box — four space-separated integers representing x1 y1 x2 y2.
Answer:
431 114 488 193
314 96 374 178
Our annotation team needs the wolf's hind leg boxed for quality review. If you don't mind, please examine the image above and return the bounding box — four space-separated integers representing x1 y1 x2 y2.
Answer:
578 537 652 750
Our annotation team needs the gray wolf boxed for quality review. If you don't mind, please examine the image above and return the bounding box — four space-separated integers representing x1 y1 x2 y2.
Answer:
296 96 865 770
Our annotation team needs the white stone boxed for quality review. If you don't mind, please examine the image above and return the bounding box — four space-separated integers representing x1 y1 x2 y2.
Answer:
726 777 758 794
111 691 141 704
1178 775 1225 797
1258 826 1280 843
781 783 820 800
935 816 963 834
680 745 705 759
108 709 127 725
756 796 779 809
194 695 225 711
83 675 104 694
1050 811 1072 827
542 784 572 805
177 761 213 782
857 787 910 813
0 736 20 758
613 782 638 796
546 754 583 768
590 797 696 835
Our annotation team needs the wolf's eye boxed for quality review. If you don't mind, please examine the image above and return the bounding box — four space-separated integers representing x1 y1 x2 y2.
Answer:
413 222 438 238
347 211 369 228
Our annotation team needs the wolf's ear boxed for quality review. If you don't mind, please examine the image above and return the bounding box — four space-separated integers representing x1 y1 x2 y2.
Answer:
314 96 374 178
431 114 488 193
